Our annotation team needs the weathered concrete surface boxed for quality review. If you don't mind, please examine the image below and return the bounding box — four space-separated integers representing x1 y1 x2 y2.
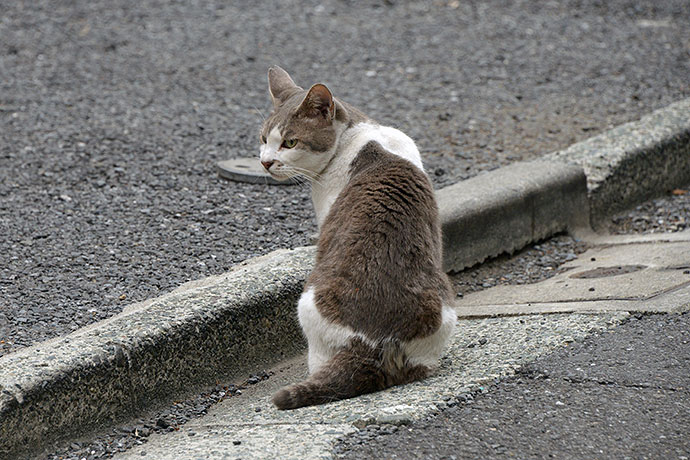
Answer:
114 312 630 460
438 160 588 272
455 230 690 317
0 247 314 459
111 231 690 459
546 97 690 226
2 100 690 458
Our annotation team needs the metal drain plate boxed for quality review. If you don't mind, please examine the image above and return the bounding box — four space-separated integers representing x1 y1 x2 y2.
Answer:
217 158 298 185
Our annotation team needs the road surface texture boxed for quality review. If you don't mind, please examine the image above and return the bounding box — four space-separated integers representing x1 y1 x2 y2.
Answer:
334 312 690 459
332 188 690 459
1 0 689 356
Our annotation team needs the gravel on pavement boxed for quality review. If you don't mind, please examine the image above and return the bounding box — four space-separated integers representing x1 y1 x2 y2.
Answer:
2 0 689 357
608 187 690 235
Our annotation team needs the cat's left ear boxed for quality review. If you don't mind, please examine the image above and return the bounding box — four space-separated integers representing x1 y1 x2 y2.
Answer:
268 66 301 106
299 84 335 121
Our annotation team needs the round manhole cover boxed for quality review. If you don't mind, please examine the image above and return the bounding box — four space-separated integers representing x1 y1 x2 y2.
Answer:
570 265 647 279
217 158 298 185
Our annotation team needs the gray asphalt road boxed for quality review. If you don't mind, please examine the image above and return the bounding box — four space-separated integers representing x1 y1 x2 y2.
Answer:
335 312 690 459
1 0 689 356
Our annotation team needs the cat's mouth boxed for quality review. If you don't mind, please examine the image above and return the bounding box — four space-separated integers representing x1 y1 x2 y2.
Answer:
263 163 294 181
267 171 293 181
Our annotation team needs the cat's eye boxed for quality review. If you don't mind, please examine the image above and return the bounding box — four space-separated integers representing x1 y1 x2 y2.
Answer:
260 134 267 144
282 139 298 149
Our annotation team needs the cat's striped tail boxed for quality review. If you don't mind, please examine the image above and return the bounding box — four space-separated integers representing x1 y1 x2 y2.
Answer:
272 338 429 410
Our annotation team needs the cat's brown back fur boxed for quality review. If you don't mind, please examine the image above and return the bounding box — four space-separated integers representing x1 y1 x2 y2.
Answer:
309 141 453 341
264 67 456 411
273 141 453 410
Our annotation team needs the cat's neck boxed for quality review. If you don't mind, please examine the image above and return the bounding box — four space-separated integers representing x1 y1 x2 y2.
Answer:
310 123 360 229
311 122 424 229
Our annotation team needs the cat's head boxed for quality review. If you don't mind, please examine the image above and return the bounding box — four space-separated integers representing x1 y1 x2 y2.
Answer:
259 67 343 181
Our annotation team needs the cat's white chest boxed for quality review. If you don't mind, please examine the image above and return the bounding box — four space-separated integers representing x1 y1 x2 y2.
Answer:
311 123 424 229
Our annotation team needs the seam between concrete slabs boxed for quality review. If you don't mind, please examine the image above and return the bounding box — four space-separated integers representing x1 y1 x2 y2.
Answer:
544 97 690 225
1 98 690 458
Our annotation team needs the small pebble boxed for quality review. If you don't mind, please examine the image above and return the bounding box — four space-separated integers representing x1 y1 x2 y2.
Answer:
155 418 169 429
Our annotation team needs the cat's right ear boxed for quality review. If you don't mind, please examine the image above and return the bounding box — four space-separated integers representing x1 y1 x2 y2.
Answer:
268 66 300 106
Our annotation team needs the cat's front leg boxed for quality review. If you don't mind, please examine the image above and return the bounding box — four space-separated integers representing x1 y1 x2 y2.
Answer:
297 288 333 374
297 287 357 374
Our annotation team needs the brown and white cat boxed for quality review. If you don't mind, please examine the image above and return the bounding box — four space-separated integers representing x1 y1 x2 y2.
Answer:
259 66 456 410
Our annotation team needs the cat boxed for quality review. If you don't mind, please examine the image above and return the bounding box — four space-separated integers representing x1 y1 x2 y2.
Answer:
259 66 457 410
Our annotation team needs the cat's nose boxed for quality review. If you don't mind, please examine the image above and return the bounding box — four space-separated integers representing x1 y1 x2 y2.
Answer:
261 160 275 171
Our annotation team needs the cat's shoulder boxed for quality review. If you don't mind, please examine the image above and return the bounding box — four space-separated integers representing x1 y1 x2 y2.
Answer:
342 122 424 172
349 140 421 179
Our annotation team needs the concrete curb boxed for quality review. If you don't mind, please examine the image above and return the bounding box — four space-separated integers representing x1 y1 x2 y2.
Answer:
441 97 690 271
438 160 588 272
545 97 690 226
0 248 314 458
1 98 689 458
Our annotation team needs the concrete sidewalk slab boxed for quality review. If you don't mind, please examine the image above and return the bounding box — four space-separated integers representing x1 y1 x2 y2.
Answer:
453 290 690 319
114 312 630 460
582 227 690 245
455 230 690 317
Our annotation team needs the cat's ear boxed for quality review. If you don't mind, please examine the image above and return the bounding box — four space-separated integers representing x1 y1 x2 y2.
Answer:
299 84 335 121
268 66 300 106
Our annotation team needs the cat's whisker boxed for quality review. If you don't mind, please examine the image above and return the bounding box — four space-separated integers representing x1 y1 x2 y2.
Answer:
286 166 326 188
302 175 325 188
292 166 323 182
250 103 267 123
292 174 314 189
293 177 310 189
287 169 314 182
280 165 313 185
274 165 310 189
